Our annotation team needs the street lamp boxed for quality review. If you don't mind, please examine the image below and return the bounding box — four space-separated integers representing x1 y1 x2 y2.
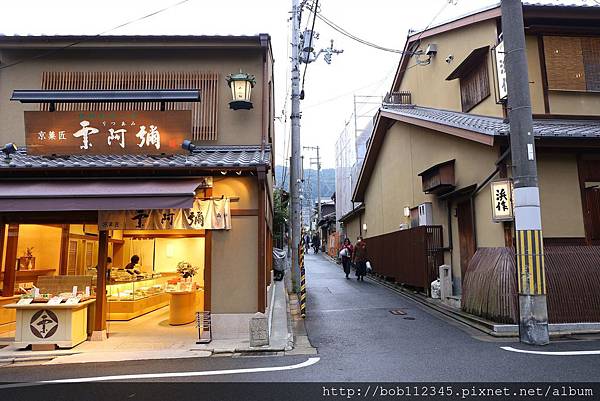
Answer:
226 71 256 110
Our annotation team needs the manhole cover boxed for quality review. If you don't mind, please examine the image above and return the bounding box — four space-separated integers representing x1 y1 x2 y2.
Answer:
403 317 416 320
389 309 406 315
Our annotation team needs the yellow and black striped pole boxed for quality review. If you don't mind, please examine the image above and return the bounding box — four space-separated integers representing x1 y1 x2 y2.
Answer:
299 235 306 318
516 229 546 296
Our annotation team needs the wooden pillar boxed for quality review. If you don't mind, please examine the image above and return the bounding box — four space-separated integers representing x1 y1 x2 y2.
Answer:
93 230 108 338
257 167 266 312
59 224 70 275
2 224 19 297
0 222 5 280
203 187 212 312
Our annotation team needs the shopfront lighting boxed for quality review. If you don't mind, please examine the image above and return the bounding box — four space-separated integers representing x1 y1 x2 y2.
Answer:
181 139 196 153
1 143 18 160
226 71 256 110
220 171 227 175
236 170 242 175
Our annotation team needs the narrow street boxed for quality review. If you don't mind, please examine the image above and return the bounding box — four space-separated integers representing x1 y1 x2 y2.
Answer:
1 252 599 387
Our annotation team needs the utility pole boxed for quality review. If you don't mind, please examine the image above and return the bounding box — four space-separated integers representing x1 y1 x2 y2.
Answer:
304 146 321 229
501 0 549 345
289 0 342 294
290 0 302 293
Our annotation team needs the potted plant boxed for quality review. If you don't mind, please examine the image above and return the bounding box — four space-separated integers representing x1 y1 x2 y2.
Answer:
18 247 35 271
176 261 199 281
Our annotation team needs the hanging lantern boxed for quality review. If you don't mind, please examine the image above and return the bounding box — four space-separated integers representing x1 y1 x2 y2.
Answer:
226 71 256 110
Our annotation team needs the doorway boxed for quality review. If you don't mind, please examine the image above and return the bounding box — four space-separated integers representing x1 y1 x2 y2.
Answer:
456 198 476 279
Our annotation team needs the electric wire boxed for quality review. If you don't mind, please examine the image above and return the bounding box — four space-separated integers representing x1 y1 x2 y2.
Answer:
0 0 192 71
313 10 404 54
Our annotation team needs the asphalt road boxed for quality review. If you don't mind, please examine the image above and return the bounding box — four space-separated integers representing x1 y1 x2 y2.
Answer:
1 253 599 399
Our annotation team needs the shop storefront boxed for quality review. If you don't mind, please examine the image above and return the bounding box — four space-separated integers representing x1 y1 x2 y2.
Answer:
0 34 275 348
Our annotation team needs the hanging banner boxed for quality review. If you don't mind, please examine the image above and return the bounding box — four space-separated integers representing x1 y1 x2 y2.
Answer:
99 198 231 230
490 179 513 222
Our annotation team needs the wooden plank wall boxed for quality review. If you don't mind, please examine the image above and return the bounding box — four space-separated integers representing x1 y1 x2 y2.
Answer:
41 71 219 141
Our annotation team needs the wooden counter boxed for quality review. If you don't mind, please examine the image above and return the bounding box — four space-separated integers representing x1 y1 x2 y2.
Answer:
0 296 19 335
4 299 95 349
168 290 204 325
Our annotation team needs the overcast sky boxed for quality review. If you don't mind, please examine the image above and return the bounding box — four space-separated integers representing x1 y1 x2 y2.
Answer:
1 0 595 172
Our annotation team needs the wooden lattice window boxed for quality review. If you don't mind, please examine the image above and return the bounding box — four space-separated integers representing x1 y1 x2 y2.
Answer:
543 36 600 92
40 71 219 141
460 58 490 112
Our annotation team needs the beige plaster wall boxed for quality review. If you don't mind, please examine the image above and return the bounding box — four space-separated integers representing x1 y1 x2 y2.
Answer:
0 47 267 147
399 20 503 117
525 34 546 115
211 216 257 313
343 213 363 244
537 152 585 238
212 176 258 210
549 92 600 116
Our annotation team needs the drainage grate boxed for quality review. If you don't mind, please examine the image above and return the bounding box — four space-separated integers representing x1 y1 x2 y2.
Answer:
403 317 416 320
389 309 406 315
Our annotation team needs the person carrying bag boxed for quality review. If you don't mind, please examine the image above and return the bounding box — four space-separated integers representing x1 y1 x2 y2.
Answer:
339 238 354 279
352 236 369 281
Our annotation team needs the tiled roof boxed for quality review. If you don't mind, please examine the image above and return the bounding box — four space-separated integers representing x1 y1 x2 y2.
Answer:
381 105 600 139
523 1 600 8
0 145 271 170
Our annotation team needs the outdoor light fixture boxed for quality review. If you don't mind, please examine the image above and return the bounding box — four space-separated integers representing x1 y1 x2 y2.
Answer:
1 143 17 160
181 139 196 153
362 223 367 231
236 170 242 175
220 171 227 175
226 71 256 110
403 206 411 218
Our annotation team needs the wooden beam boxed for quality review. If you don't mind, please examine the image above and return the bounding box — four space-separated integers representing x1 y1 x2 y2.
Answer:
257 168 266 313
537 35 551 114
94 230 109 332
2 224 19 297
231 209 259 216
59 225 69 276
203 188 212 312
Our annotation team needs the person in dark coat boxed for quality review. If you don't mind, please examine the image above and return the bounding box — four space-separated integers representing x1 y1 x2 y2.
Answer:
339 238 354 279
352 236 368 281
312 233 320 254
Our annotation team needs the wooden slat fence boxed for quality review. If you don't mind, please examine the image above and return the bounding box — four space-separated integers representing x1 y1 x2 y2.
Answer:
365 226 443 294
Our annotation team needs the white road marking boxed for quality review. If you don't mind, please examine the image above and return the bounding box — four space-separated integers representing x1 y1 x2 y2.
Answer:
502 346 600 356
0 357 320 388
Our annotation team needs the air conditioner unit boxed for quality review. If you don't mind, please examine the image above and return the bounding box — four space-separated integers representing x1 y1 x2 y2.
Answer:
418 202 433 226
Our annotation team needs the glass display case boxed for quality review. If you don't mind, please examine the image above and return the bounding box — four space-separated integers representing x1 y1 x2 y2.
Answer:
107 275 170 302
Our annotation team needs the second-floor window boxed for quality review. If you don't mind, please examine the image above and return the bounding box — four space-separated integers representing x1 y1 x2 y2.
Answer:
460 58 490 112
543 36 600 92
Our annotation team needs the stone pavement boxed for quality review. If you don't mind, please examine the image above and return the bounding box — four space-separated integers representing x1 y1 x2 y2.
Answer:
0 278 310 366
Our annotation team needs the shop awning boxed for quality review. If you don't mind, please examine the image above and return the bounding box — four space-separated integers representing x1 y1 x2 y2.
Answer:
0 179 205 212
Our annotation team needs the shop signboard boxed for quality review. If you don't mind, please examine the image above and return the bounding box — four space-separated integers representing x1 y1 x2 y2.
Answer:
24 110 191 156
490 179 513 222
99 198 231 230
494 40 508 101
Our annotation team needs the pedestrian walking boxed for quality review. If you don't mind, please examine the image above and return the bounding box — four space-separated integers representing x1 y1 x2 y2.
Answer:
312 232 320 254
352 236 368 281
339 238 354 279
304 233 311 253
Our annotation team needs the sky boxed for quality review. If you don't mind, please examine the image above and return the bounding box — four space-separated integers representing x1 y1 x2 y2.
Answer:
1 0 596 173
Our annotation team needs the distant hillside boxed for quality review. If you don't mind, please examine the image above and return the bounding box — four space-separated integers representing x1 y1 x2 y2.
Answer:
274 165 335 200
